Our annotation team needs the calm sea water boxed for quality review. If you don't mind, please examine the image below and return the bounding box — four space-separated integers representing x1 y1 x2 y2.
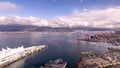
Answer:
0 32 112 68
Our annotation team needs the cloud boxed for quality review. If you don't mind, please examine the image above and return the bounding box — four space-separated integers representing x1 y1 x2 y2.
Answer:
52 0 57 2
73 8 88 14
0 2 21 11
50 6 120 28
73 8 79 14
80 0 84 3
0 16 48 26
0 6 120 28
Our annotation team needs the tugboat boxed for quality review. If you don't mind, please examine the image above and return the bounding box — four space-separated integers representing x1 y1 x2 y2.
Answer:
41 59 67 68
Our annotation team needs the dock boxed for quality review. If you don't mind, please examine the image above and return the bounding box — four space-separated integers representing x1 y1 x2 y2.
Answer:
80 31 120 45
41 59 67 68
78 47 120 68
0 45 48 68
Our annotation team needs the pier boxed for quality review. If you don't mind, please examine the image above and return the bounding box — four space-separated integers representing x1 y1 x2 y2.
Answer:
0 45 47 68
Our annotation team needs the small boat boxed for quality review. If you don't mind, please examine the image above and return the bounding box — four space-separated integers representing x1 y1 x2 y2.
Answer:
77 32 81 40
77 37 81 40
41 59 67 68
80 51 93 55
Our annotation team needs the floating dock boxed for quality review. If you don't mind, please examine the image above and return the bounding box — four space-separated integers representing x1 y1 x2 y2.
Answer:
0 45 47 68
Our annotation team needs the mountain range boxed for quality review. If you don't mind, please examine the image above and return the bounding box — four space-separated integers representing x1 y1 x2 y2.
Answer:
0 24 119 32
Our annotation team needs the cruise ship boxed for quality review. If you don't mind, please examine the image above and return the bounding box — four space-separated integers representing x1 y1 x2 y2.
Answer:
0 45 47 68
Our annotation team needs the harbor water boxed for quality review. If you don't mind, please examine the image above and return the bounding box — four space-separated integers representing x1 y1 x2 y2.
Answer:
0 32 112 68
